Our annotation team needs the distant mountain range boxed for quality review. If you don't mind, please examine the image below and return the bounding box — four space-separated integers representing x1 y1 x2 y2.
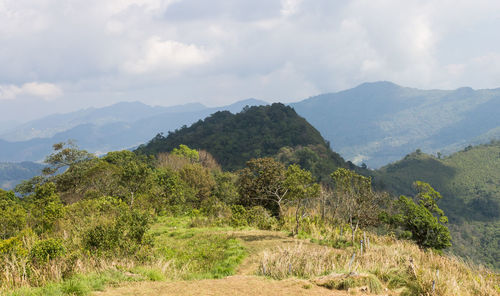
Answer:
1 81 499 168
292 81 500 167
0 98 267 162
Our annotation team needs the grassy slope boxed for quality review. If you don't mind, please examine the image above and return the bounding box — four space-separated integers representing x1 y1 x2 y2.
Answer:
8 216 499 296
374 142 500 269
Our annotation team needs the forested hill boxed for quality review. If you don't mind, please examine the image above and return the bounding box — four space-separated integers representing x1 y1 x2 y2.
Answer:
373 141 500 269
136 103 346 171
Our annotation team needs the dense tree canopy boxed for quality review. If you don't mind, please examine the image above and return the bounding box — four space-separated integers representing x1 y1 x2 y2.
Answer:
136 104 335 171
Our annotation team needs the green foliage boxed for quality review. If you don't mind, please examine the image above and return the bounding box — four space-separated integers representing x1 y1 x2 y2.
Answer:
330 168 384 233
7 269 141 296
151 168 194 214
276 145 347 183
29 182 65 234
103 150 153 206
136 104 333 171
0 229 34 257
0 189 26 239
171 144 199 162
179 163 215 207
246 206 278 230
229 205 248 227
29 238 65 265
212 171 239 205
394 182 451 250
42 141 95 176
238 158 288 217
82 210 152 257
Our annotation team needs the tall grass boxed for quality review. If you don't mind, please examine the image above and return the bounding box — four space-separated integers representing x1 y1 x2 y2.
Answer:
258 243 339 279
256 231 500 295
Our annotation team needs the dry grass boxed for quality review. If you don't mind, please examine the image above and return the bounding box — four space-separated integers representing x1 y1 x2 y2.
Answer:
255 231 500 296
258 243 340 279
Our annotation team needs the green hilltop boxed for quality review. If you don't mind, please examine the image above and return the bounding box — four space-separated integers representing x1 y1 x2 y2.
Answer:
136 103 346 172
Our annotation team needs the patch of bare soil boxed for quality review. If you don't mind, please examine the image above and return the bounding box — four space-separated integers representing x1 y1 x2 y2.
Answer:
93 275 349 296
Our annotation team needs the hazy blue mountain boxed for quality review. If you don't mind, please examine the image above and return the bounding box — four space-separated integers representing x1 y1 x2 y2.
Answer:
0 101 207 142
291 82 500 168
0 99 268 162
0 120 21 134
0 161 44 190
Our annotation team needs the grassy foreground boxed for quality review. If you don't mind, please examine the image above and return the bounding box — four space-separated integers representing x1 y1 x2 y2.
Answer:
5 216 499 296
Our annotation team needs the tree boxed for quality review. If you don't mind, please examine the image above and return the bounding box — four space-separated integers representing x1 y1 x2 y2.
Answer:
285 164 320 235
179 163 215 207
103 151 152 207
238 158 288 217
238 158 320 226
394 181 451 250
42 140 95 176
330 168 382 242
171 144 199 162
15 141 96 198
0 189 26 239
28 182 64 234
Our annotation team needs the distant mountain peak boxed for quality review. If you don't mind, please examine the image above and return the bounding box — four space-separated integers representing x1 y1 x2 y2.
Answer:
354 81 402 90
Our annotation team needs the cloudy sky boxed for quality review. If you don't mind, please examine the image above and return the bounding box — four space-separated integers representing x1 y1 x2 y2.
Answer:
1 0 500 121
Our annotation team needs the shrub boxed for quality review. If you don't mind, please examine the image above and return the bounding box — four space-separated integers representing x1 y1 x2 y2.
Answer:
82 210 152 257
29 238 65 265
246 206 277 230
230 205 248 227
83 223 120 253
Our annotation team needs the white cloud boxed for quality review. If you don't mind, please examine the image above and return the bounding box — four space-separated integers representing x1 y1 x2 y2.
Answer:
280 0 303 16
123 37 212 75
0 82 62 101
2 0 500 120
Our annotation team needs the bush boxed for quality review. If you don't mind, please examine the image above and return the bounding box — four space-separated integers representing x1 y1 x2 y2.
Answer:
29 238 65 265
246 206 277 230
83 223 120 253
230 205 248 227
82 210 152 257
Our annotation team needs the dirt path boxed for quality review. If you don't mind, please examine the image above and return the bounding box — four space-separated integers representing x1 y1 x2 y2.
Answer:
93 229 352 296
93 275 349 296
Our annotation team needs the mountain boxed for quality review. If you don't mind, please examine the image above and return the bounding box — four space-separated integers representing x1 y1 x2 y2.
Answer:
291 82 500 168
0 161 44 190
0 101 206 142
0 99 268 162
373 141 500 269
136 103 346 171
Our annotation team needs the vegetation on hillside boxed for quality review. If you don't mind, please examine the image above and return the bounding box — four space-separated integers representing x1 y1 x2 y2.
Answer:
2 140 497 296
135 103 344 171
374 141 500 269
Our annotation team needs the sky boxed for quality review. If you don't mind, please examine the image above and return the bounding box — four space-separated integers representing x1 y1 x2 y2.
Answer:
1 0 500 122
